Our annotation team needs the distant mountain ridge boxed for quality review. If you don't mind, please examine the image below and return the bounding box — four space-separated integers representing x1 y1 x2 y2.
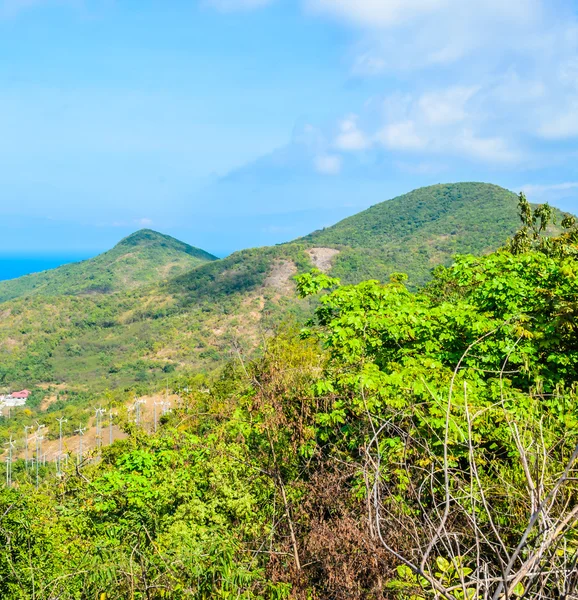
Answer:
0 182 573 394
0 229 218 303
173 182 568 300
0 183 570 305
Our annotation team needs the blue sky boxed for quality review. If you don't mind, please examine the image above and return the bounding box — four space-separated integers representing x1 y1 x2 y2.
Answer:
1 0 577 257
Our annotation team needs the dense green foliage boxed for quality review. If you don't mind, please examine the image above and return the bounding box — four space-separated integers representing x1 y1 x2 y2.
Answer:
303 182 564 286
1 198 577 599
0 183 574 470
0 229 217 302
0 183 566 392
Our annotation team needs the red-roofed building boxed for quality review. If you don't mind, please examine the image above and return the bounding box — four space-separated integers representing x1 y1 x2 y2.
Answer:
11 390 30 399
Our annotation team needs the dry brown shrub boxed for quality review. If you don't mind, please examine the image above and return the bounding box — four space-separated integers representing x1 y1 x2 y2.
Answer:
269 467 406 599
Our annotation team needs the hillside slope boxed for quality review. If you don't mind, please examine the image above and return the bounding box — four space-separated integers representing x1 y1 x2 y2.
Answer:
173 182 565 300
301 182 563 285
0 183 571 396
0 229 218 302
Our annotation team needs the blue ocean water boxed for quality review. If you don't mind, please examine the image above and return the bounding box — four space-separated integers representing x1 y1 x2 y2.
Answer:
0 255 93 282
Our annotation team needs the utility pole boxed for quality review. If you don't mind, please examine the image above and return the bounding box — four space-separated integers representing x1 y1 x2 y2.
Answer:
134 399 145 427
55 416 69 475
56 417 68 456
153 401 163 432
94 407 105 451
108 410 114 445
35 436 40 488
75 424 86 466
24 425 32 470
35 424 45 489
4 436 15 487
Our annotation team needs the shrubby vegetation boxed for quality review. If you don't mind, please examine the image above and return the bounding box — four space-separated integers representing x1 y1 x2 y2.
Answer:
303 182 564 287
1 196 577 598
0 229 217 302
0 183 559 402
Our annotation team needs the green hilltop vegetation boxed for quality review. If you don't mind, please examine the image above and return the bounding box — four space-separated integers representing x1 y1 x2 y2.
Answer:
0 183 571 400
0 229 218 303
1 199 578 599
171 182 565 303
301 181 564 284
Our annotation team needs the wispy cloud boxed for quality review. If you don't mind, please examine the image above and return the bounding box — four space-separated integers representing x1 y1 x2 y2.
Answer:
1 0 49 17
334 115 370 151
521 182 578 195
202 0 274 12
306 0 546 70
306 0 451 28
520 182 578 209
314 154 342 175
315 0 578 168
377 120 427 151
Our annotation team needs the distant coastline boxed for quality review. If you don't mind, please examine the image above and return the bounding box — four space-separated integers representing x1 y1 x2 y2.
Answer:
0 254 94 282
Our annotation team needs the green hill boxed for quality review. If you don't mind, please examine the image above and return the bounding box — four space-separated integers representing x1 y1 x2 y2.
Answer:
0 229 218 302
173 182 566 300
0 183 571 397
300 182 563 285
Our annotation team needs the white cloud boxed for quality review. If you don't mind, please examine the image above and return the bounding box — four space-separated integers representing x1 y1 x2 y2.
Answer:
137 217 153 226
203 0 273 12
455 130 519 164
306 0 450 28
314 154 342 175
520 182 578 210
522 181 578 194
334 115 370 151
417 86 478 126
356 84 523 164
521 182 578 195
312 0 551 76
538 105 578 139
377 120 427 151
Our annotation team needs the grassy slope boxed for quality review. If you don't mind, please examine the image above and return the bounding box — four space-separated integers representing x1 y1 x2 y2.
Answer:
0 183 571 396
0 229 218 302
302 182 564 285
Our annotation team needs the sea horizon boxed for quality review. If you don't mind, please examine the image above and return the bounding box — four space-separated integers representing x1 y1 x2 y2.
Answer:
0 253 95 282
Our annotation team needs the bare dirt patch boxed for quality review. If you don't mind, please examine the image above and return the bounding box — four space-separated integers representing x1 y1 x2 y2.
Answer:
1 337 19 351
40 394 59 411
12 392 181 462
264 260 297 292
306 248 340 273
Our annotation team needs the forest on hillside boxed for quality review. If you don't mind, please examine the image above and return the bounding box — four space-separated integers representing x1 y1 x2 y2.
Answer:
1 196 578 599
